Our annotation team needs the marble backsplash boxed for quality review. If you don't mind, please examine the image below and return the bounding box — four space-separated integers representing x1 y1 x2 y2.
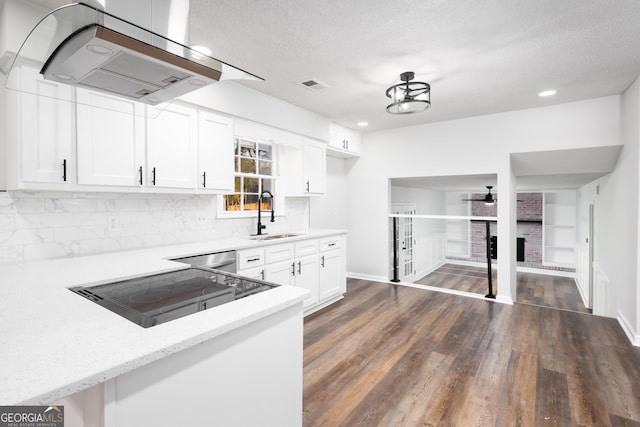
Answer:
0 191 309 264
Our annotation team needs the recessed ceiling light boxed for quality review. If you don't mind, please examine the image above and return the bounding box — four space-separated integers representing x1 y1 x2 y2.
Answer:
539 90 557 97
188 79 206 87
357 121 368 127
87 44 113 55
53 73 73 81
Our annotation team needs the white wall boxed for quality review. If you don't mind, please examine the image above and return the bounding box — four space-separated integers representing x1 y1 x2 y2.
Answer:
390 185 446 216
578 76 639 343
348 96 622 294
310 156 348 229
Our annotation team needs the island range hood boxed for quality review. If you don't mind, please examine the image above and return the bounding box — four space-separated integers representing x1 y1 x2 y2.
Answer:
3 1 262 106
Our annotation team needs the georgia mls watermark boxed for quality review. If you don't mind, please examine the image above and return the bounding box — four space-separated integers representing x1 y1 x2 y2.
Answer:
0 406 64 427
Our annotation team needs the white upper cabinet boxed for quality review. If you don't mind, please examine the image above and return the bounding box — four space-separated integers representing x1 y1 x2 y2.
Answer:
303 138 326 195
76 89 145 187
147 103 199 189
281 137 326 196
197 111 234 192
16 65 75 187
328 122 360 158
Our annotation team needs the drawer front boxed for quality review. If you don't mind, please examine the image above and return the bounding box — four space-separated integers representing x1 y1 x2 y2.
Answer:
237 248 265 270
320 235 343 252
265 243 295 264
295 239 319 257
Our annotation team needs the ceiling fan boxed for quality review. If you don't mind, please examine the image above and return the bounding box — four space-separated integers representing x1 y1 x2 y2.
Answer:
462 186 496 205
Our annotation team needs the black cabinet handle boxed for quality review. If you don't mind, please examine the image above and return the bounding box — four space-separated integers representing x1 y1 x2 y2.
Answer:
261 270 265 280
62 159 67 182
297 261 302 275
138 166 143 185
152 167 156 186
291 262 295 276
247 257 260 263
202 171 206 188
321 255 325 268
306 181 310 192
328 243 336 247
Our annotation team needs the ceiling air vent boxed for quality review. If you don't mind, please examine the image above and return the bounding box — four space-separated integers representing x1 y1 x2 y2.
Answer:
298 78 330 92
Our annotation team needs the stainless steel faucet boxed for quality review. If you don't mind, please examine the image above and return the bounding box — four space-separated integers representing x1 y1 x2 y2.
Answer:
256 190 274 235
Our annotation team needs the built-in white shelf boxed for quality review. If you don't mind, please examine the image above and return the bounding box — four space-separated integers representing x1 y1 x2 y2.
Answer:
543 191 577 267
445 192 470 259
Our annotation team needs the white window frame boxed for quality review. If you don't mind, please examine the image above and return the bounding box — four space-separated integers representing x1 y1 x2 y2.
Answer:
217 137 284 219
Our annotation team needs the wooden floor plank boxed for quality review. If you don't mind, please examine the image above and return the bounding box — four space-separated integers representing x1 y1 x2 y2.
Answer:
303 279 640 427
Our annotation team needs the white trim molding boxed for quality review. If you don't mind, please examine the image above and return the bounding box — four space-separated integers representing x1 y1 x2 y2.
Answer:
617 310 640 347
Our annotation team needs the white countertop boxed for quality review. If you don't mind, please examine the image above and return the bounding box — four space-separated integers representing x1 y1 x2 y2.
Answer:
0 229 345 405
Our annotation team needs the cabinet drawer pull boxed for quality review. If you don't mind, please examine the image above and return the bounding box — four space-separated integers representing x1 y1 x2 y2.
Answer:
291 262 295 276
328 243 336 247
138 166 143 185
202 171 206 188
247 257 260 262
297 261 302 275
152 167 156 186
62 159 67 182
321 255 325 268
306 181 310 192
261 270 265 280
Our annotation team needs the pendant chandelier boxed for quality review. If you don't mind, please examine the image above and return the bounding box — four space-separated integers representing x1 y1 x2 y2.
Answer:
385 71 431 114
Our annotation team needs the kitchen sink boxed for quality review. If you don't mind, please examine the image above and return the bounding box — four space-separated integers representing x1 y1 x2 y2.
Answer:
248 233 304 241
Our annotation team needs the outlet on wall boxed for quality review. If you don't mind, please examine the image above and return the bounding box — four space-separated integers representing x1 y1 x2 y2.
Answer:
107 215 120 232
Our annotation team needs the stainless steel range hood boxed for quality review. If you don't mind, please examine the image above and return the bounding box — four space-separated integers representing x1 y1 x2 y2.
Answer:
3 2 262 106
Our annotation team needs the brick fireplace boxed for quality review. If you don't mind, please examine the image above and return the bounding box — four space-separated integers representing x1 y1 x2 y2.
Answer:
470 193 543 264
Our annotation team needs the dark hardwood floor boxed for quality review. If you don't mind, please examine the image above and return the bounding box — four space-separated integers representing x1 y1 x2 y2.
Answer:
415 264 495 295
415 264 590 314
516 271 591 314
303 279 640 426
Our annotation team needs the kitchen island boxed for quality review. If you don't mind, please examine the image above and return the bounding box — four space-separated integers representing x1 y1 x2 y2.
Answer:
0 230 344 426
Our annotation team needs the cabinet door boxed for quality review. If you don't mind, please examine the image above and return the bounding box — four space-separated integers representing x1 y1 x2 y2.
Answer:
319 250 344 300
236 266 265 281
265 260 294 287
147 104 198 188
76 89 145 186
198 111 233 191
328 122 345 150
343 127 361 154
303 139 326 194
295 254 319 309
19 65 74 185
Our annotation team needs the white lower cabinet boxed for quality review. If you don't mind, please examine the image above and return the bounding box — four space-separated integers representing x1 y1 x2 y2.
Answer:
294 254 319 309
236 234 345 314
319 235 346 300
265 260 294 286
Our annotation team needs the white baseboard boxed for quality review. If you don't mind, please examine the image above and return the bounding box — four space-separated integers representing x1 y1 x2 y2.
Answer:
446 259 495 269
617 310 640 347
346 272 390 283
496 295 514 305
516 266 575 278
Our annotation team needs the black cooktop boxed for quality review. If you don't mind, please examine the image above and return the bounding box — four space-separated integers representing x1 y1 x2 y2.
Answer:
70 268 277 328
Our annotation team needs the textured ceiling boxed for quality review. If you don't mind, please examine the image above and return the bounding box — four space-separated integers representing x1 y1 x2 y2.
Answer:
187 0 640 132
24 0 638 190
28 1 640 133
